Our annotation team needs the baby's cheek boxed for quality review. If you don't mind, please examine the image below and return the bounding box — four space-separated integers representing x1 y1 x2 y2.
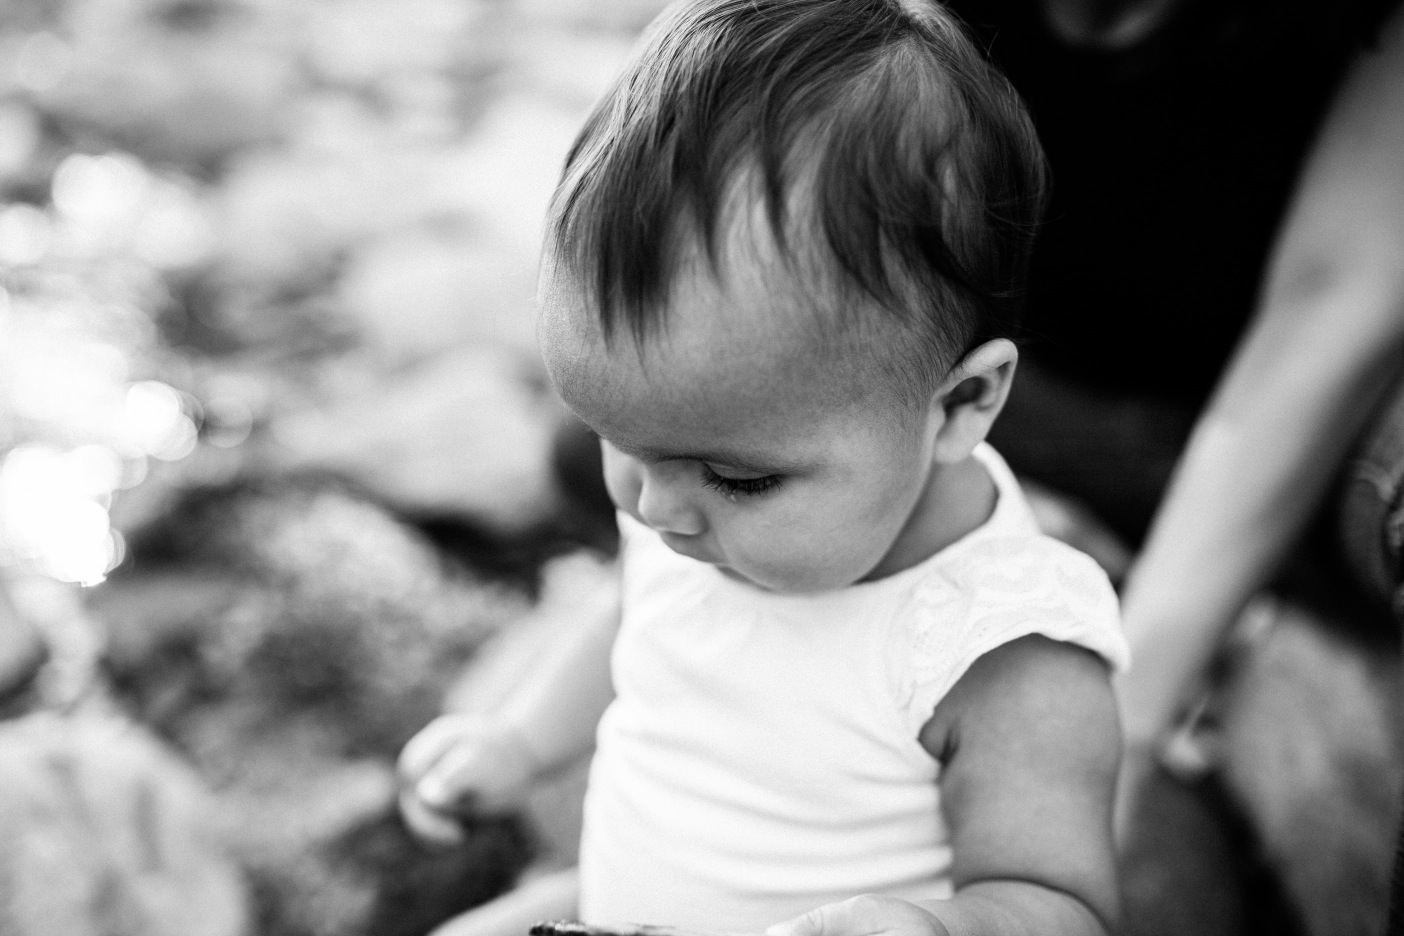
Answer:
714 531 790 588
794 528 893 590
731 533 844 592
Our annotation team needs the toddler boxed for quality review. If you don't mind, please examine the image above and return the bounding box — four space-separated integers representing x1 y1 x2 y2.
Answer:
400 1 1129 933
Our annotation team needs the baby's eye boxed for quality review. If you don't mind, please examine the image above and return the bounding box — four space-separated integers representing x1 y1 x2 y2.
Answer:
700 464 782 498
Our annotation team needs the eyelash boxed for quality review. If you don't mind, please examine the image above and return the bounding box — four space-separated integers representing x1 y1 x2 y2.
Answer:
700 466 783 498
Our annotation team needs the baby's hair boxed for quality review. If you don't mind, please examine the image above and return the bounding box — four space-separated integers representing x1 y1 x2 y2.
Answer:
548 0 1048 403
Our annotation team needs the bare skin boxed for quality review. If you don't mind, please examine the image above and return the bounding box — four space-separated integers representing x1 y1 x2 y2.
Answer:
402 211 1122 935
769 636 1121 936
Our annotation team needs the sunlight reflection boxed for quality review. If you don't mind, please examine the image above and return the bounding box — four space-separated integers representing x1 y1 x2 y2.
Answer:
120 381 198 461
0 445 121 586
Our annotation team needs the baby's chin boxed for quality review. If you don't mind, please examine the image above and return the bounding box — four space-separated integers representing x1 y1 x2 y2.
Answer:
706 560 795 592
713 558 870 594
654 528 872 592
714 565 753 585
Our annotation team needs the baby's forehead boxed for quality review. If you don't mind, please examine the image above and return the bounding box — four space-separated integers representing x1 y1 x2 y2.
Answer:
539 254 886 431
546 249 848 374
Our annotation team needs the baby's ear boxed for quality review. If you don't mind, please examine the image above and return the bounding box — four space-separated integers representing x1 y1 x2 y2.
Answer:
929 338 1018 464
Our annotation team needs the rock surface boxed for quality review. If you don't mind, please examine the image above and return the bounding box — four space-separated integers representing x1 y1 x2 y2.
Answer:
94 478 537 936
0 713 249 936
0 585 47 706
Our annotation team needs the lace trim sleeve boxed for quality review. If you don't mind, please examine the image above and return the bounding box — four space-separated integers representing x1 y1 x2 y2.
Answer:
888 535 1129 737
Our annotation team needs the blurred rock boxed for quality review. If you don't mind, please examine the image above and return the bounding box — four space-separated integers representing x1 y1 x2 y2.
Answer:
4 574 107 712
212 139 440 310
40 0 299 168
296 0 498 103
505 27 636 112
218 750 529 936
0 583 47 713
321 90 589 361
268 347 564 533
0 100 47 192
514 0 670 32
0 712 249 936
0 0 58 34
100 477 529 756
336 220 539 361
441 93 583 258
0 4 663 930
94 477 536 936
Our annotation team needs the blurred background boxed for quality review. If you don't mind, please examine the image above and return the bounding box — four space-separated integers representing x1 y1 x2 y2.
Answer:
0 1 670 933
5 2 1404 935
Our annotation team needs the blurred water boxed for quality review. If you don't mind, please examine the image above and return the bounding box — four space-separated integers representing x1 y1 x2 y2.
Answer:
0 2 661 934
0 0 668 584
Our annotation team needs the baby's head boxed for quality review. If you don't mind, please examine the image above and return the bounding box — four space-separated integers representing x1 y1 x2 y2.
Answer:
539 0 1048 592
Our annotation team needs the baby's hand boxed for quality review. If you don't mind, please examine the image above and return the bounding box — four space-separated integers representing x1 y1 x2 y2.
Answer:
395 713 537 845
765 896 951 936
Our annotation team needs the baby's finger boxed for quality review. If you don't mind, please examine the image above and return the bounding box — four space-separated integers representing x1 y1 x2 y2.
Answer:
415 734 502 811
397 713 484 783
398 788 467 846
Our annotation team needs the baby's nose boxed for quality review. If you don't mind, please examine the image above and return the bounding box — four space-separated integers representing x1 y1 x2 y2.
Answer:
636 468 705 536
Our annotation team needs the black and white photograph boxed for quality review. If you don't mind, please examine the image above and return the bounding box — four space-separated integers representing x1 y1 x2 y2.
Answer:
1 1 1402 934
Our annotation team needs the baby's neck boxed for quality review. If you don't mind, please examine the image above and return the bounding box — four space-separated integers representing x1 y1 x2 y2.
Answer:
863 454 997 581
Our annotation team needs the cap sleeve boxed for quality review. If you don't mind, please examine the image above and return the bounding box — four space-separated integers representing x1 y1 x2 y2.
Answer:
887 535 1129 737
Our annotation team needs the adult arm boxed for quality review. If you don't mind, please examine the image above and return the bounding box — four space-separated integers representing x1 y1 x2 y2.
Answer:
1116 1 1404 747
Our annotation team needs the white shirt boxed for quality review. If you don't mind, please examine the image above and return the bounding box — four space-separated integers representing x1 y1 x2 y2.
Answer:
579 445 1128 930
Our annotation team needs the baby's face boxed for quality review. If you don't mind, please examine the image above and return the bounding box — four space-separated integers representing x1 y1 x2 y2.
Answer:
539 243 940 593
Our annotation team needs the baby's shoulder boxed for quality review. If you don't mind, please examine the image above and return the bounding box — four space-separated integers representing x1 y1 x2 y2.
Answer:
910 530 1117 621
885 532 1127 736
917 628 1122 811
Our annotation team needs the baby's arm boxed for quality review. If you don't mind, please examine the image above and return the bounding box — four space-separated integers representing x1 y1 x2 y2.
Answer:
398 567 620 843
768 635 1120 936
